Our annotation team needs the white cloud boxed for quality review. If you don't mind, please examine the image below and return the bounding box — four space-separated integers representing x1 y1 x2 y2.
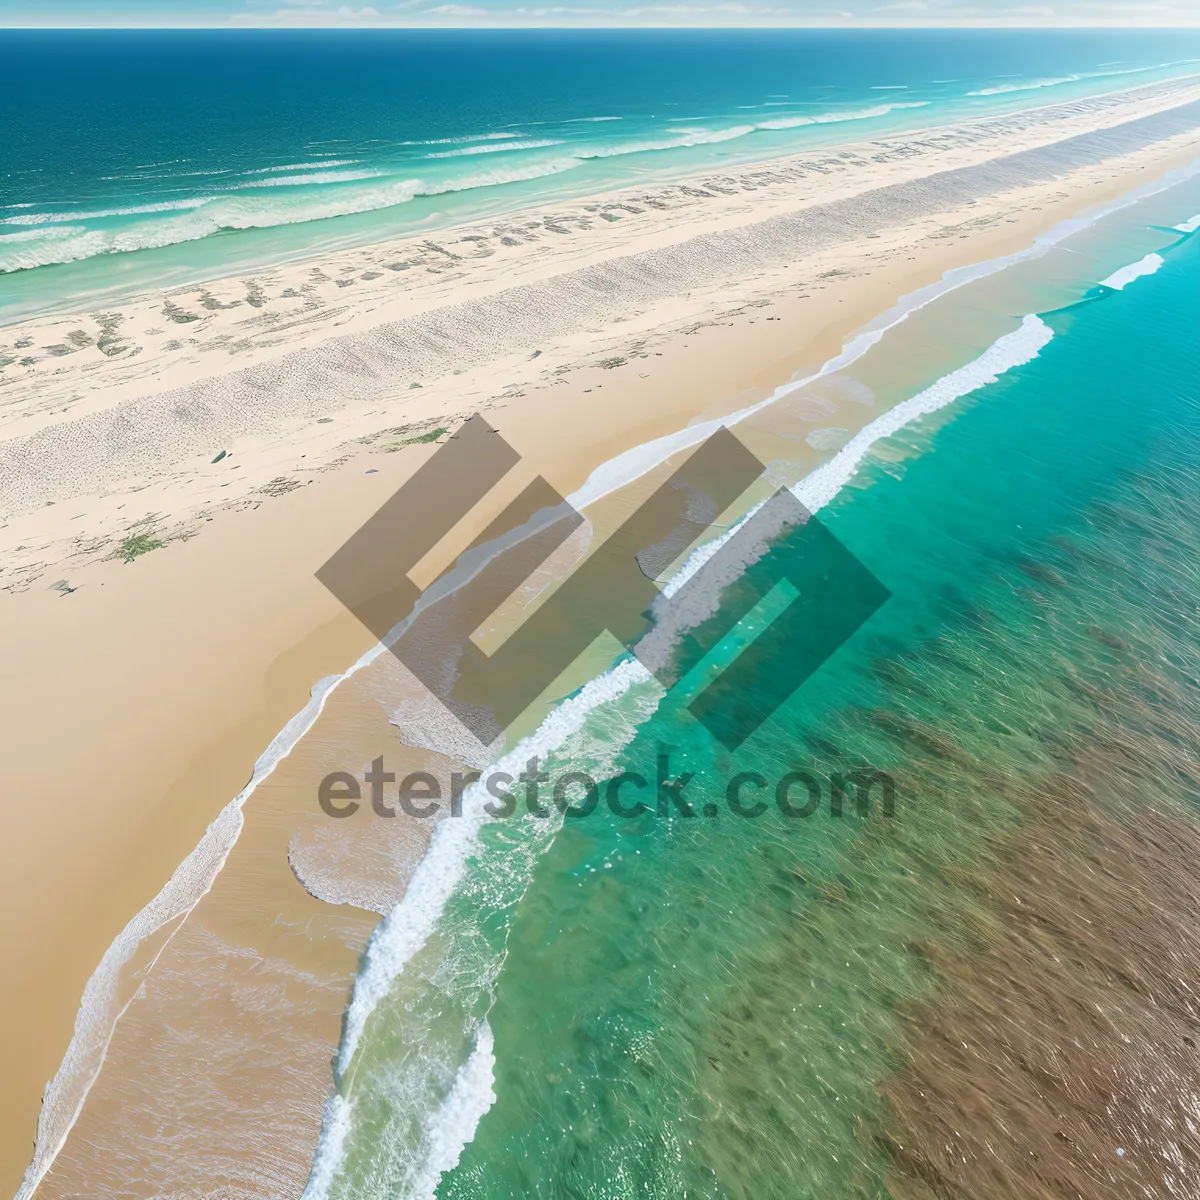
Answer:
230 4 384 22
18 0 1200 28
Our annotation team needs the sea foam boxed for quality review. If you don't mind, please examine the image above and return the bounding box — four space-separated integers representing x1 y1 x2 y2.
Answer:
969 59 1199 96
0 159 585 272
568 157 1200 512
756 101 928 129
970 76 1084 97
305 313 1058 1200
15 668 359 1200
331 656 656 1083
426 139 566 159
306 208 1196 1186
227 169 382 190
25 154 1199 1198
575 102 930 157
1099 252 1165 290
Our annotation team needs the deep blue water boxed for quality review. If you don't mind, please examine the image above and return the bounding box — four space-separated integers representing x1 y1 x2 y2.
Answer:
2 28 1199 315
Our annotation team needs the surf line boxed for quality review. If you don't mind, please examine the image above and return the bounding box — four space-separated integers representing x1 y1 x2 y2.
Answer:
23 154 1199 1200
306 314 1059 1200
307 202 1194 1199
570 153 1200 513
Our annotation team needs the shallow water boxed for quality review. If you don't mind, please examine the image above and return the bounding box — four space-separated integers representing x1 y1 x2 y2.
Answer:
303 182 1200 1197
15 52 1200 1189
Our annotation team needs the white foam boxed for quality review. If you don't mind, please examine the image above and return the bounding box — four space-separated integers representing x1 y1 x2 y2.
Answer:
308 312 1058 1200
970 76 1082 97
762 101 929 129
0 225 88 244
419 157 582 196
401 131 527 146
228 169 382 190
1099 251 1164 289
302 1093 355 1200
799 317 1053 507
1174 213 1200 233
242 160 360 174
567 155 1200 513
425 139 565 159
576 103 930 156
2 198 207 226
405 1023 497 1200
969 60 1199 96
576 125 757 158
663 316 1054 598
1080 60 1200 80
26 151 1196 1197
0 159 584 272
332 656 653 1081
15 661 382 1200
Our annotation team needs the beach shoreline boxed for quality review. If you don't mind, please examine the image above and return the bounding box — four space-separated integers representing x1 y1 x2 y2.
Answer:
4 77 1200 1196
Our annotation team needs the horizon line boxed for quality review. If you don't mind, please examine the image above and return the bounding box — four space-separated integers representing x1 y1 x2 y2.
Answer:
4 21 1200 30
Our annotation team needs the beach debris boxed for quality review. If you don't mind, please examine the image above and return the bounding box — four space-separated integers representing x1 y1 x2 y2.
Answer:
49 579 78 595
93 312 132 357
257 477 302 497
162 299 200 324
211 450 227 463
365 469 378 474
198 289 241 311
114 530 165 563
380 427 446 453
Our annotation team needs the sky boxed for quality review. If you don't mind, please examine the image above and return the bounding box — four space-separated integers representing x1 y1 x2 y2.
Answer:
1 0 1196 26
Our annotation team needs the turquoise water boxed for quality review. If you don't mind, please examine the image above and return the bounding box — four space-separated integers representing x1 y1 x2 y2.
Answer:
304 179 1200 1197
3 29 1200 320
10 29 1200 1196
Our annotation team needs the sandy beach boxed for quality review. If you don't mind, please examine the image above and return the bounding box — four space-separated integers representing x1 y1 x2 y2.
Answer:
3 72 1200 1197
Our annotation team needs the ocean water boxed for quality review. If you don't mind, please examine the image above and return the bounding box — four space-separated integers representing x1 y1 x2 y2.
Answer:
10 29 1200 1199
3 28 1200 319
299 177 1200 1197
